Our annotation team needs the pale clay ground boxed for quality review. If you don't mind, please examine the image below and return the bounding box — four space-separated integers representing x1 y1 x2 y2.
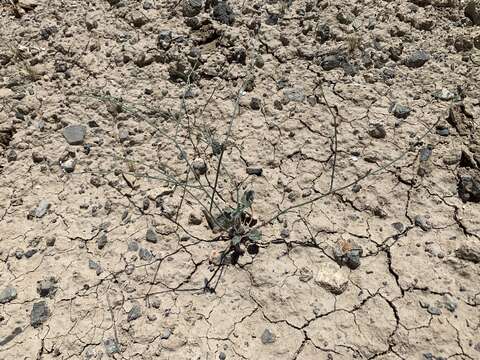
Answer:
1 0 480 359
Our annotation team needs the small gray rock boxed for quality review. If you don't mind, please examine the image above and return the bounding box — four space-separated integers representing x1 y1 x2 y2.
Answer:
183 0 203 17
427 305 441 316
127 304 142 322
368 124 386 139
321 55 343 70
192 158 207 175
37 277 58 298
0 287 17 304
62 158 76 173
146 227 158 243
139 247 153 261
390 103 411 119
128 240 139 252
104 338 120 355
35 199 50 218
261 329 275 344
246 167 263 176
161 328 172 339
219 352 226 360
96 232 108 249
63 124 86 145
414 215 431 231
30 301 49 328
405 50 429 68
6 149 17 162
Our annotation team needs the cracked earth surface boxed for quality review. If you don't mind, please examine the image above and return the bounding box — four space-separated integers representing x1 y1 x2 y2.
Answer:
1 0 480 359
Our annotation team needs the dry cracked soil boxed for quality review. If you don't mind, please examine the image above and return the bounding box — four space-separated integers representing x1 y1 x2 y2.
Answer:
1 0 480 359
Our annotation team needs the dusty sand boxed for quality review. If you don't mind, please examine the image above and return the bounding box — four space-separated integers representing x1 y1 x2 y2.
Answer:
1 0 480 359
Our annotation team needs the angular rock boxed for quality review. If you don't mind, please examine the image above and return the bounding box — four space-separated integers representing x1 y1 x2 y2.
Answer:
405 50 429 68
30 301 49 328
127 304 142 321
390 103 411 119
35 199 50 218
333 242 363 269
261 329 275 344
212 1 235 26
314 262 349 295
146 227 158 243
183 0 203 17
37 277 58 298
63 124 86 145
368 123 387 139
0 287 17 304
104 339 120 355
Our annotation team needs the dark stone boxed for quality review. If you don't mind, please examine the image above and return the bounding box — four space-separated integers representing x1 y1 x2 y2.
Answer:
321 55 343 70
30 301 49 328
458 172 480 203
246 167 263 176
390 103 411 119
127 304 142 321
104 339 120 355
261 329 275 344
316 24 331 43
212 1 235 26
37 277 57 298
146 227 158 243
96 232 108 249
250 97 261 110
139 247 153 261
368 123 387 139
25 249 37 258
404 50 429 68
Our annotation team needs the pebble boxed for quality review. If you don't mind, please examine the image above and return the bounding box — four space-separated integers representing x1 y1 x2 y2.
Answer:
63 124 86 145
37 277 58 298
30 301 49 328
62 158 76 173
368 124 387 139
182 0 202 17
6 149 17 162
250 97 261 110
414 215 431 231
0 287 17 304
314 262 349 294
261 329 275 344
35 199 50 218
219 352 226 360
192 158 207 175
432 88 456 101
321 55 343 71
139 247 153 261
188 212 202 225
25 249 37 258
246 167 263 176
32 151 45 163
427 305 441 315
146 227 158 243
457 174 480 203
96 232 108 249
333 243 363 269
128 240 139 252
405 50 429 68
161 329 172 339
212 1 235 26
127 304 142 321
104 339 120 355
390 103 411 119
